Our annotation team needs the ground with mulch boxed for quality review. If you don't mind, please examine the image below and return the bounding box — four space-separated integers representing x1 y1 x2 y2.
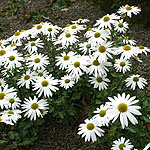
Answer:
0 0 150 150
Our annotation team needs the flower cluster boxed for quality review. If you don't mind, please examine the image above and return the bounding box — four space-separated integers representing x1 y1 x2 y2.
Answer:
0 3 149 149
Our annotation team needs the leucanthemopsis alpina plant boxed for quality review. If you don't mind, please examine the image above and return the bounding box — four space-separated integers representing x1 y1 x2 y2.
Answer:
0 4 150 149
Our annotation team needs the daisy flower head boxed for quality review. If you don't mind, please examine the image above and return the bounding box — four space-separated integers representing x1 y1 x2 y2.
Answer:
114 19 129 33
22 96 49 120
4 50 23 70
0 39 9 48
111 137 134 150
114 58 131 74
125 74 147 90
24 38 44 54
2 109 22 124
88 28 110 47
136 45 150 55
31 22 45 36
0 78 6 88
72 18 90 24
8 42 22 51
66 55 89 81
59 75 75 89
77 118 105 142
116 45 138 59
92 104 112 126
79 42 93 55
0 84 16 109
84 27 93 38
55 51 76 70
89 75 110 91
88 57 112 77
123 36 136 46
117 4 141 18
0 47 10 66
92 41 114 63
27 53 49 70
5 94 21 110
94 13 120 30
34 69 49 78
107 93 141 129
54 31 78 47
33 75 59 97
0 113 14 125
17 70 36 89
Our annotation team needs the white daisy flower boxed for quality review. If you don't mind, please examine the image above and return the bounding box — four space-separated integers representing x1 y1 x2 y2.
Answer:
34 69 49 78
0 113 14 125
5 94 21 110
0 39 9 48
123 36 136 46
88 58 112 77
55 51 76 70
136 45 150 55
27 53 49 70
78 118 105 142
72 18 89 24
107 93 141 129
125 74 147 90
0 47 10 66
111 137 134 150
92 104 112 126
79 42 93 55
94 13 120 30
88 28 110 47
8 42 22 50
4 50 23 70
114 19 129 33
114 58 131 74
31 22 45 36
33 75 59 97
116 45 138 59
117 4 141 18
59 75 75 89
92 41 114 63
2 109 22 124
0 78 6 88
0 84 16 109
89 75 110 91
84 27 93 38
17 70 36 89
24 38 44 54
22 96 49 120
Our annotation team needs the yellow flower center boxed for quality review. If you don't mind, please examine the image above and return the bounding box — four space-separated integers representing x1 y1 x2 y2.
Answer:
63 55 70 60
0 92 6 100
21 30 25 32
66 24 70 27
123 45 131 51
125 36 129 40
88 28 92 31
0 82 2 86
14 32 21 36
118 103 128 112
48 28 52 32
8 110 14 114
98 45 106 53
120 61 126 67
103 16 110 22
38 72 43 76
119 143 126 150
31 102 39 110
24 75 30 80
118 23 124 28
65 33 71 38
139 45 144 49
94 32 101 38
34 58 41 63
86 44 91 49
65 79 70 83
41 80 49 87
36 25 42 30
133 77 139 82
74 61 80 68
96 77 103 83
9 98 15 103
27 54 31 57
0 117 2 122
40 22 44 24
125 6 132 10
86 123 95 130
31 42 36 46
0 50 6 56
71 25 77 29
0 42 2 45
9 56 15 61
92 60 100 66
11 43 16 47
99 110 106 117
